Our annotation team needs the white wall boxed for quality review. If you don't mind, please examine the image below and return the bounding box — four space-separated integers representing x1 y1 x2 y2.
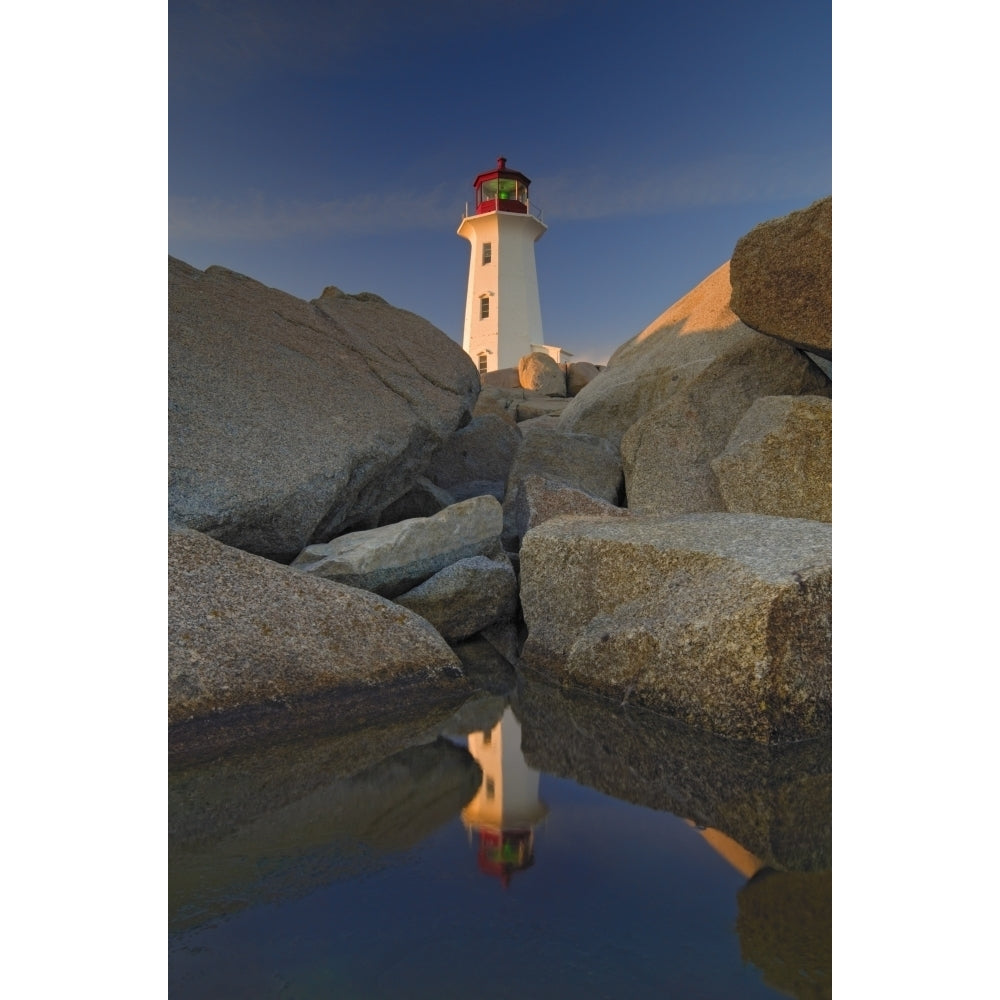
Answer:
458 210 546 371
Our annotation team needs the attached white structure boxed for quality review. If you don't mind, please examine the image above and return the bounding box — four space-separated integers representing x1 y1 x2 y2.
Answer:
458 158 562 374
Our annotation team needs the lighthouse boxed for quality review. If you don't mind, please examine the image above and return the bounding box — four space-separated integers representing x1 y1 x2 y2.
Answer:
458 157 550 375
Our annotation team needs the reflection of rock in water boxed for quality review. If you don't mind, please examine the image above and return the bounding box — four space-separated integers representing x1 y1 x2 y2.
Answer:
169 736 481 931
736 870 832 1000
440 693 508 740
514 670 830 872
451 632 520 694
169 666 474 770
170 694 472 850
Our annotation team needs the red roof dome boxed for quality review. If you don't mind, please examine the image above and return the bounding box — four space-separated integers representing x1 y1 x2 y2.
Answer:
472 157 531 215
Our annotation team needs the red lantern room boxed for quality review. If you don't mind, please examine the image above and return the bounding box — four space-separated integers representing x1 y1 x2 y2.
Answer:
472 156 531 215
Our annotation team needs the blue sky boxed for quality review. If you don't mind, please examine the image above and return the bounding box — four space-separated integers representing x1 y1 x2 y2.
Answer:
169 0 831 364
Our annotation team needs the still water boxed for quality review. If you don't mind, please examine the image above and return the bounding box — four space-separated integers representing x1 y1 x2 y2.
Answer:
169 666 831 999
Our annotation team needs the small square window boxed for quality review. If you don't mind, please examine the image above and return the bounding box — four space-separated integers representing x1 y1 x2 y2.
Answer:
482 242 492 265
479 297 490 319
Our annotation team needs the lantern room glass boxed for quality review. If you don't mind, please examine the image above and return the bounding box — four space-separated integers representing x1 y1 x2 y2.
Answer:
477 177 527 207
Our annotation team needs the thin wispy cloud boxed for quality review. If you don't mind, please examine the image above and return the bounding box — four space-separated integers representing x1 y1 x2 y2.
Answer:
536 151 831 222
170 150 830 244
169 184 460 242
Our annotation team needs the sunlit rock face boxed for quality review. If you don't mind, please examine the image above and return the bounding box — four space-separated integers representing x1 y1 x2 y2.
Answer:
518 351 567 396
168 258 480 562
519 512 831 744
712 395 832 522
480 359 598 398
558 262 828 453
729 196 832 360
168 526 465 731
471 356 602 430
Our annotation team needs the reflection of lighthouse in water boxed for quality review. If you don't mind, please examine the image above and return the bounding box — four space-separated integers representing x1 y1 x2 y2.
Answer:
462 707 548 887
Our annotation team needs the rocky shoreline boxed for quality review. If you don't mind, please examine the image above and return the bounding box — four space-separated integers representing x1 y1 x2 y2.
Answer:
169 196 832 754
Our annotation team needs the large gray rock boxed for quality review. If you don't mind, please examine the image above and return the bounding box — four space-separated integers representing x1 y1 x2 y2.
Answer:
620 387 730 514
472 385 521 424
516 415 563 435
377 476 455 525
292 495 504 598
169 258 480 561
424 414 521 503
566 361 601 396
168 527 465 728
619 333 828 517
518 351 567 396
519 513 831 744
501 426 623 549
712 395 832 522
558 262 828 449
730 197 832 359
515 395 573 421
504 474 630 546
480 367 521 390
395 553 518 642
472 385 572 425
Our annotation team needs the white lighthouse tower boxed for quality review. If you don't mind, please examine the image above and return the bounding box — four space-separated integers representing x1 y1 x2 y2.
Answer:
458 157 549 375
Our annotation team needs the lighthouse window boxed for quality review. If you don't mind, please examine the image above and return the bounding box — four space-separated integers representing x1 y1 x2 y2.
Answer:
477 177 527 206
479 296 490 319
482 242 492 264
478 353 488 374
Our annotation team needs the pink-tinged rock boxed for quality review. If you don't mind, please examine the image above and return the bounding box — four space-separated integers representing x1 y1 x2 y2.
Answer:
518 351 567 396
559 262 827 451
